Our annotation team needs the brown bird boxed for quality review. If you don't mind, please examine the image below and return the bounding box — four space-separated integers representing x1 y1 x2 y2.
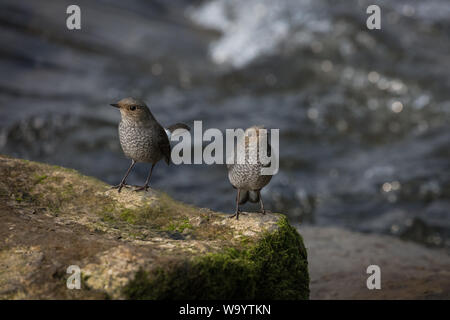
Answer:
110 97 189 192
227 126 274 219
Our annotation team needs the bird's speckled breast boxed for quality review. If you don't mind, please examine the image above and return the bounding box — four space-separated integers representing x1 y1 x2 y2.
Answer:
228 163 272 190
228 141 273 190
118 121 162 163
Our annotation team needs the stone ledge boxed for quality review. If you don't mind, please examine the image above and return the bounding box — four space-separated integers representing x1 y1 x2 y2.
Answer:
0 154 309 299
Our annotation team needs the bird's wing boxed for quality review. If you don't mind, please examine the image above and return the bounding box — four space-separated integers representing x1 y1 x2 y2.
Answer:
261 142 272 167
158 125 171 165
226 142 238 170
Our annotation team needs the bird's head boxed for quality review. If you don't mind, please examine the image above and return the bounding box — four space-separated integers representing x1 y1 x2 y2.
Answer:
110 97 154 124
244 125 267 143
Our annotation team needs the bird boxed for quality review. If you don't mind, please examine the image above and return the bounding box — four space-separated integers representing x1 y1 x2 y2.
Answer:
227 126 274 220
110 97 189 193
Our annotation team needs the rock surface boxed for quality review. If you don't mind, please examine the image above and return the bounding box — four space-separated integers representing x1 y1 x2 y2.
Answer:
0 155 309 299
301 226 450 299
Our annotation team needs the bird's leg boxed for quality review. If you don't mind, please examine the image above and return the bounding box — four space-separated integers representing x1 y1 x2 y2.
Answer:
229 189 242 220
135 163 155 192
111 160 136 193
259 194 266 215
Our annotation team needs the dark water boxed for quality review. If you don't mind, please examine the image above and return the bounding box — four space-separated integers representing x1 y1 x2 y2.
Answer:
1 0 449 248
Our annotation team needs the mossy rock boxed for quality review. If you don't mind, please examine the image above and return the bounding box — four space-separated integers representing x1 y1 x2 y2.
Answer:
0 154 309 299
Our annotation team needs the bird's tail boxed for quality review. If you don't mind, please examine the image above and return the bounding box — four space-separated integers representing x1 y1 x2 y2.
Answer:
167 123 190 134
238 190 260 204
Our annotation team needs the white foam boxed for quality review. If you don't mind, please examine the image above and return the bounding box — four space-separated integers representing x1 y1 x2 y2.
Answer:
188 0 330 68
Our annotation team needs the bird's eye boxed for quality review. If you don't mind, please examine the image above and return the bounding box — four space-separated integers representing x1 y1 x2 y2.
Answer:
130 106 136 111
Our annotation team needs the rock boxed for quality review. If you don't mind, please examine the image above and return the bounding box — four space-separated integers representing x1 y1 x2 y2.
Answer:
0 154 309 299
300 226 450 299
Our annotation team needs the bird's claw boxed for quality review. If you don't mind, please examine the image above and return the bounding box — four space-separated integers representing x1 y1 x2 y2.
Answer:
229 211 240 220
229 211 246 220
134 185 149 192
111 183 131 193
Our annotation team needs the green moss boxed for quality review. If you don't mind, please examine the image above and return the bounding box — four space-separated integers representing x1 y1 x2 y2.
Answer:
96 195 202 238
0 154 210 239
119 209 138 224
123 216 309 300
33 174 48 185
101 211 116 223
165 217 193 233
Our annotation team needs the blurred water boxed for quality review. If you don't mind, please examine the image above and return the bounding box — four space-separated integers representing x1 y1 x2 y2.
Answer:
1 0 449 248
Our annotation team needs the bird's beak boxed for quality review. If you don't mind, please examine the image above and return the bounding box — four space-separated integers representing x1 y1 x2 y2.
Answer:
110 103 119 108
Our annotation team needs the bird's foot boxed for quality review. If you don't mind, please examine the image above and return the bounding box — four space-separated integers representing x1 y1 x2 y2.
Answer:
111 183 131 193
259 209 266 215
229 211 246 220
134 185 149 192
229 211 240 220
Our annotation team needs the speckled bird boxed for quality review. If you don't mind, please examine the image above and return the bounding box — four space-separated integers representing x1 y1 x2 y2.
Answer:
227 126 273 220
110 97 189 192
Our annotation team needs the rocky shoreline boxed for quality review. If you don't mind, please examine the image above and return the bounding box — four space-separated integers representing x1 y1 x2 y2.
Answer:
1 154 448 299
301 226 450 299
